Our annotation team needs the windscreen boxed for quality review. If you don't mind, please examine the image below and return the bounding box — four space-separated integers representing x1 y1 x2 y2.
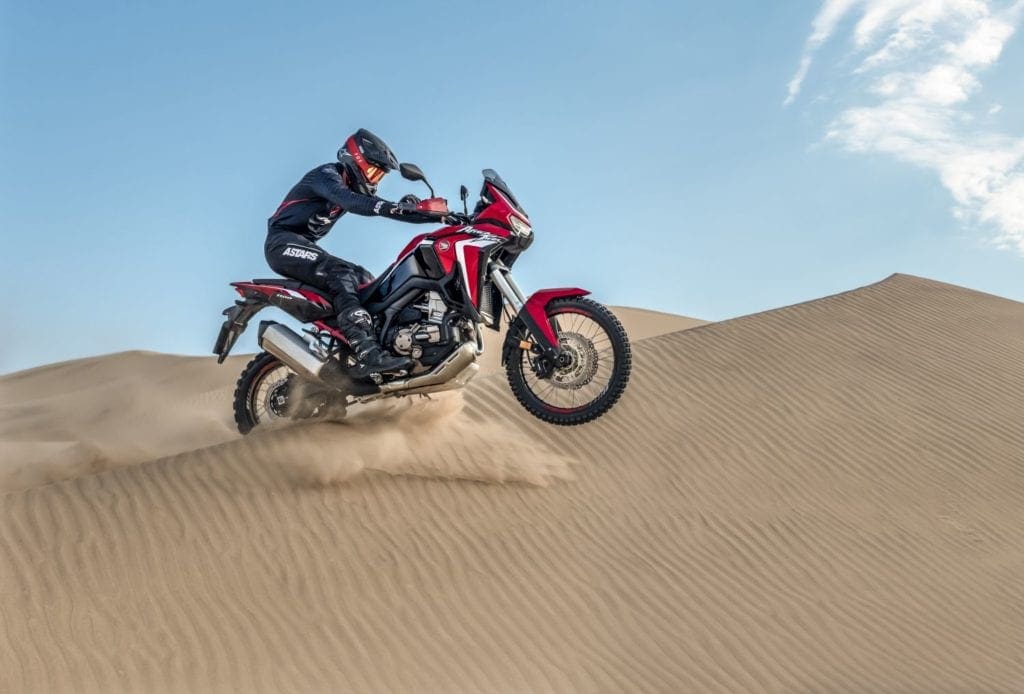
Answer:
481 169 527 217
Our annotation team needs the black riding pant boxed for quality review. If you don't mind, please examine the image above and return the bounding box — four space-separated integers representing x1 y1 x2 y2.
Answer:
264 231 373 316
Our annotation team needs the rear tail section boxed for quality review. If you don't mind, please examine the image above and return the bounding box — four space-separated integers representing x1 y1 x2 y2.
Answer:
213 280 336 363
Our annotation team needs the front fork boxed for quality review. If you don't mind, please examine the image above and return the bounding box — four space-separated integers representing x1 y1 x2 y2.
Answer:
489 261 528 314
490 261 591 374
491 262 547 375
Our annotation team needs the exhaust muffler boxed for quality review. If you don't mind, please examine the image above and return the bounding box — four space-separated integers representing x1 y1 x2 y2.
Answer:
258 322 330 382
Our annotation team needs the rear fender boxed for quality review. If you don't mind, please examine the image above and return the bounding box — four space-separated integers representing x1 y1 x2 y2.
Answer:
213 299 266 363
500 287 590 366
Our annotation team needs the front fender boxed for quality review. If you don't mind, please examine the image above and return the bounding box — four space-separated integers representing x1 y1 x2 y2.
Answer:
500 287 591 365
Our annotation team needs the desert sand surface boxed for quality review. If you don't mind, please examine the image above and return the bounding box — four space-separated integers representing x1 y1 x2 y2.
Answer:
2 275 1023 692
0 306 704 491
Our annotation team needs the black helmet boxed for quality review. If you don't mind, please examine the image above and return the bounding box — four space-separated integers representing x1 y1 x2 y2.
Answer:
338 128 399 192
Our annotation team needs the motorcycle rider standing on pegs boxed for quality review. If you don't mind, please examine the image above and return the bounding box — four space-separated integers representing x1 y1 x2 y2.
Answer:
265 129 436 379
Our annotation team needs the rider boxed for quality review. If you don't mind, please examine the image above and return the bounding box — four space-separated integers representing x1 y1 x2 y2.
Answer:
265 128 434 378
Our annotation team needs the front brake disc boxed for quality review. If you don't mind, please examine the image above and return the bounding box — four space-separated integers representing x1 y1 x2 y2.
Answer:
551 332 599 389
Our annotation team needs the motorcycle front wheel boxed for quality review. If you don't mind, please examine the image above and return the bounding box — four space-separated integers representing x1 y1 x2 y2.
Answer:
506 297 631 426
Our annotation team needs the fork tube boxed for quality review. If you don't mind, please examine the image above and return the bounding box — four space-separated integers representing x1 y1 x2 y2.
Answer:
489 263 527 312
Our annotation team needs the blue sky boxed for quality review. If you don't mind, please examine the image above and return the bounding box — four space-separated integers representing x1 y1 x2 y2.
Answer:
1 0 1022 373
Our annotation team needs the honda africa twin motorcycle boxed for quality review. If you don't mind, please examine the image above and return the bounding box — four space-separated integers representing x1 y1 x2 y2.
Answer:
213 165 631 433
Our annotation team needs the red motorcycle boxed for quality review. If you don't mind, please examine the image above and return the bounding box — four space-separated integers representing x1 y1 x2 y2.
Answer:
214 165 631 432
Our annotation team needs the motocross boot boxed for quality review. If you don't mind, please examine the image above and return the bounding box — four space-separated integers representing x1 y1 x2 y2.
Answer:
338 307 412 379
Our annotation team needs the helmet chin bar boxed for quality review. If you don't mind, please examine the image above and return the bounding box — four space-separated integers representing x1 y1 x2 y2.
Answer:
337 154 378 196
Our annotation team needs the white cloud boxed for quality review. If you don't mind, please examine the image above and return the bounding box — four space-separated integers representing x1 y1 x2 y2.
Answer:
785 0 863 105
787 0 1024 253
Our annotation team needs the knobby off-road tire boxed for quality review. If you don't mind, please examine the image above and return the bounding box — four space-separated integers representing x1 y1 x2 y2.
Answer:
506 297 631 426
233 351 347 434
232 351 292 434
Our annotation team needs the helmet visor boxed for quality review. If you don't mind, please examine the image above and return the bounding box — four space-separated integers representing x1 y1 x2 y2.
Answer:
365 164 387 184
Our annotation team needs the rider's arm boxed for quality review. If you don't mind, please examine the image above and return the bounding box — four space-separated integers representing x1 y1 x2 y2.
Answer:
311 165 433 223
309 165 385 216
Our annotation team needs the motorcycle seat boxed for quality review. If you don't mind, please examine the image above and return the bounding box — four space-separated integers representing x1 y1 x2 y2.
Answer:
248 278 332 301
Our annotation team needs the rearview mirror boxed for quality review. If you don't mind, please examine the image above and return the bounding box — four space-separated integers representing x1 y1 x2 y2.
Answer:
460 185 469 214
399 162 435 197
399 163 425 182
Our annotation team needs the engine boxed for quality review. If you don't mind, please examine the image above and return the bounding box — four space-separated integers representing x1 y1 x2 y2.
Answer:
384 291 467 369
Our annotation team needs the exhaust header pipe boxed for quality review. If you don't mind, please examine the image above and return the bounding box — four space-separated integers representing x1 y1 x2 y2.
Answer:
378 342 477 394
258 321 478 398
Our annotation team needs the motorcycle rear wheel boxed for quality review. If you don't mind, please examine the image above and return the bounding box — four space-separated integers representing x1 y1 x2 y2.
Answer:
506 297 631 426
232 351 342 434
233 352 293 434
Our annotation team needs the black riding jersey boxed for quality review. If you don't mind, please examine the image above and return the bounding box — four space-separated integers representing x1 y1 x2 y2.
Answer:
268 163 392 240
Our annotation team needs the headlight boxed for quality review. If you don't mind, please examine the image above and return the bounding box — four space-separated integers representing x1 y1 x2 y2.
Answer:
509 214 532 237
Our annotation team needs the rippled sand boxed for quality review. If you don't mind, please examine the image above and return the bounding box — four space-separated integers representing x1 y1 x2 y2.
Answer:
2 278 1022 692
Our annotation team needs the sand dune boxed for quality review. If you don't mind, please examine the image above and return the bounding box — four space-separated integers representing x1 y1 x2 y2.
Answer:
0 307 704 491
2 276 1023 692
